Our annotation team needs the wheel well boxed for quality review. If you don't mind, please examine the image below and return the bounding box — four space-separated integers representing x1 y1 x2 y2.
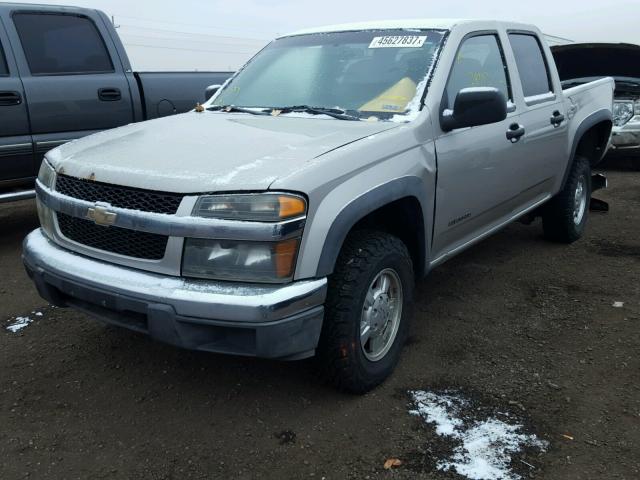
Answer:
575 120 612 166
347 197 426 277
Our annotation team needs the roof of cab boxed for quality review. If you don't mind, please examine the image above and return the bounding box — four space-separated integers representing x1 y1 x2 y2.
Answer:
280 19 536 38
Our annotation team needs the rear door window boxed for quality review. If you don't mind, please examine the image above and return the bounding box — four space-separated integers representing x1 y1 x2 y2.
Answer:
508 33 553 98
445 34 511 108
13 13 113 75
0 40 8 75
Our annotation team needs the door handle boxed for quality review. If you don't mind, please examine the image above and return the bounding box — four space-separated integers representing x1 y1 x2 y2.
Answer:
0 91 22 106
550 110 565 127
98 88 122 101
506 123 525 142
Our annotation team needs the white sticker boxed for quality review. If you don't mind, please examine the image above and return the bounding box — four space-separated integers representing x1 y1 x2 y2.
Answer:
369 36 427 49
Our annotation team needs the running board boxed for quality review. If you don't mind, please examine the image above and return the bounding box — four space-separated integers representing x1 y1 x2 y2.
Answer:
0 189 36 204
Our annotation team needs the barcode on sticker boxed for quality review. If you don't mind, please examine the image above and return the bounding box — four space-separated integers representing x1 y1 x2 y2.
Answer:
369 36 427 48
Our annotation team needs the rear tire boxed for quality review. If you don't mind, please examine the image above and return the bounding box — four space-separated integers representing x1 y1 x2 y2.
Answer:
316 230 414 394
542 155 592 243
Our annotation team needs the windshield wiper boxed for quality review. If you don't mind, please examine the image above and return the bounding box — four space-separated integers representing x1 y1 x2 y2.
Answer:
274 105 360 121
207 105 270 116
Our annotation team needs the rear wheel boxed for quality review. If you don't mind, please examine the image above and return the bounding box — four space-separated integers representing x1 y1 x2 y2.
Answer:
542 155 592 243
316 230 414 394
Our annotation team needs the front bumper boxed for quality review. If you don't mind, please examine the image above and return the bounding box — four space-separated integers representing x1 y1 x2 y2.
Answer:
23 229 326 360
610 120 640 154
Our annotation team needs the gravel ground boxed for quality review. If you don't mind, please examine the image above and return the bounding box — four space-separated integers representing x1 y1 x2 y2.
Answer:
1 161 639 480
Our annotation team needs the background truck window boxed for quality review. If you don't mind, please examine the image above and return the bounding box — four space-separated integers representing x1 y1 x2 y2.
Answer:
0 40 8 75
13 13 114 75
445 34 511 108
508 33 553 98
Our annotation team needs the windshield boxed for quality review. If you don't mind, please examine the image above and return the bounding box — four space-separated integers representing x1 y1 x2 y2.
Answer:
212 29 447 121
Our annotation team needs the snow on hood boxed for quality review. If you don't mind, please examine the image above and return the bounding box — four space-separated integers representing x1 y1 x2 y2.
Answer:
46 112 399 193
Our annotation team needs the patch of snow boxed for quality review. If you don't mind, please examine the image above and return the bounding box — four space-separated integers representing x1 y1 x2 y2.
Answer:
282 19 463 38
6 316 33 333
409 390 547 480
612 301 624 308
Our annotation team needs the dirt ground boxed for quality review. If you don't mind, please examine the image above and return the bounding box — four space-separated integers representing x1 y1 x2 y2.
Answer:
1 159 638 480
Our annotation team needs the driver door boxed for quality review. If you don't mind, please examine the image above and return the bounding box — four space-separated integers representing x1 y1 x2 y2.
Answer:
432 33 523 261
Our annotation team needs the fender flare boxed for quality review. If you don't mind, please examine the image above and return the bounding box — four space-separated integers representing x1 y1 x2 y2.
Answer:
562 108 612 188
315 176 429 278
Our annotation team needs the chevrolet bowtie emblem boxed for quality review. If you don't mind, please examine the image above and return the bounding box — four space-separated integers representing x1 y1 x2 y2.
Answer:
87 202 117 226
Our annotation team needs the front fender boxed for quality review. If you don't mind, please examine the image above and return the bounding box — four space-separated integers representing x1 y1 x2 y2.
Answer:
314 176 431 277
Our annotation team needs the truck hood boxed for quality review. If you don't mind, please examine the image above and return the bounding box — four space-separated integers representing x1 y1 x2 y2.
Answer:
47 112 400 193
552 43 640 93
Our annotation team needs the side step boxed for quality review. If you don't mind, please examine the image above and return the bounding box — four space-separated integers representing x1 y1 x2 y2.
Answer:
0 189 36 204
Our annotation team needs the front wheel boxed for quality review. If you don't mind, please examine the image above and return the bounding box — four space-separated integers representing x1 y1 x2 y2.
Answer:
542 155 592 243
316 230 414 394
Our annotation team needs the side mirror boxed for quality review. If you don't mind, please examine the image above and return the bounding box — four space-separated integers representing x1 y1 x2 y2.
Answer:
205 84 222 101
440 87 507 132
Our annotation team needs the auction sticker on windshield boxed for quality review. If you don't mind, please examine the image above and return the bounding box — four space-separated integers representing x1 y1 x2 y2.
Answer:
369 36 427 48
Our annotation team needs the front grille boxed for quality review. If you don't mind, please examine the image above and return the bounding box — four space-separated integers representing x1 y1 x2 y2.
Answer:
55 175 183 214
57 213 168 260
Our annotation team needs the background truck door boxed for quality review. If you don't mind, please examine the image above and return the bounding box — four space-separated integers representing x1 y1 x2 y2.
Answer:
7 9 134 162
0 18 33 183
432 33 523 261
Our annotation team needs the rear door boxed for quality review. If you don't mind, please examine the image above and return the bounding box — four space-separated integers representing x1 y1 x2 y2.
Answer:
6 9 134 163
506 32 568 203
0 17 33 182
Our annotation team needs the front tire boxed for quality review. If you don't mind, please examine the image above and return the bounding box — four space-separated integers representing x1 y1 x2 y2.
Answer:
316 230 414 394
542 155 592 243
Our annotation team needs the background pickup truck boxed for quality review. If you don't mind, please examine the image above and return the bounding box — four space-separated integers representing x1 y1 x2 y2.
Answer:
0 3 232 201
24 19 614 393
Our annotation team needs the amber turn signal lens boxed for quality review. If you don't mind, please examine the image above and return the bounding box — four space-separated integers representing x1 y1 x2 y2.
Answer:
275 238 299 278
278 195 306 219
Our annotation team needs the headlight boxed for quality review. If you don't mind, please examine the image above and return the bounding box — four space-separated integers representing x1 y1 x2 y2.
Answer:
613 101 634 127
193 193 306 221
182 238 299 283
37 159 56 189
36 159 56 237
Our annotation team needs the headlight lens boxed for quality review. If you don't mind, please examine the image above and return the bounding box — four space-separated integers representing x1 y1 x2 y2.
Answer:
182 238 299 283
36 160 56 237
193 193 306 221
613 101 635 127
37 159 56 189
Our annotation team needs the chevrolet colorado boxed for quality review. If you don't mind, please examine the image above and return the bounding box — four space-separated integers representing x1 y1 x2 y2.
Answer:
23 19 614 393
0 3 232 202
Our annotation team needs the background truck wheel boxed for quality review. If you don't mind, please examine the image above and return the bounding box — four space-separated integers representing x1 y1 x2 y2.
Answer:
542 155 592 243
316 230 414 394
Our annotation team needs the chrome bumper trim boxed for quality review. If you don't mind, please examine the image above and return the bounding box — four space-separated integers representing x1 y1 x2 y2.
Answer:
36 180 305 241
23 229 326 323
0 189 35 203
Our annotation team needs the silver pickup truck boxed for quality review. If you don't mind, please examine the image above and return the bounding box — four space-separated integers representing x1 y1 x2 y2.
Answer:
23 19 614 393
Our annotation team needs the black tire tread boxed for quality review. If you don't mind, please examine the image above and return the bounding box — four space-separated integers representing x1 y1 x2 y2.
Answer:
316 229 413 394
542 155 591 243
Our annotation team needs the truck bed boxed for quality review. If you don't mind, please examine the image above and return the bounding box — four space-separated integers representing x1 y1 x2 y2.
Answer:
563 76 616 165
